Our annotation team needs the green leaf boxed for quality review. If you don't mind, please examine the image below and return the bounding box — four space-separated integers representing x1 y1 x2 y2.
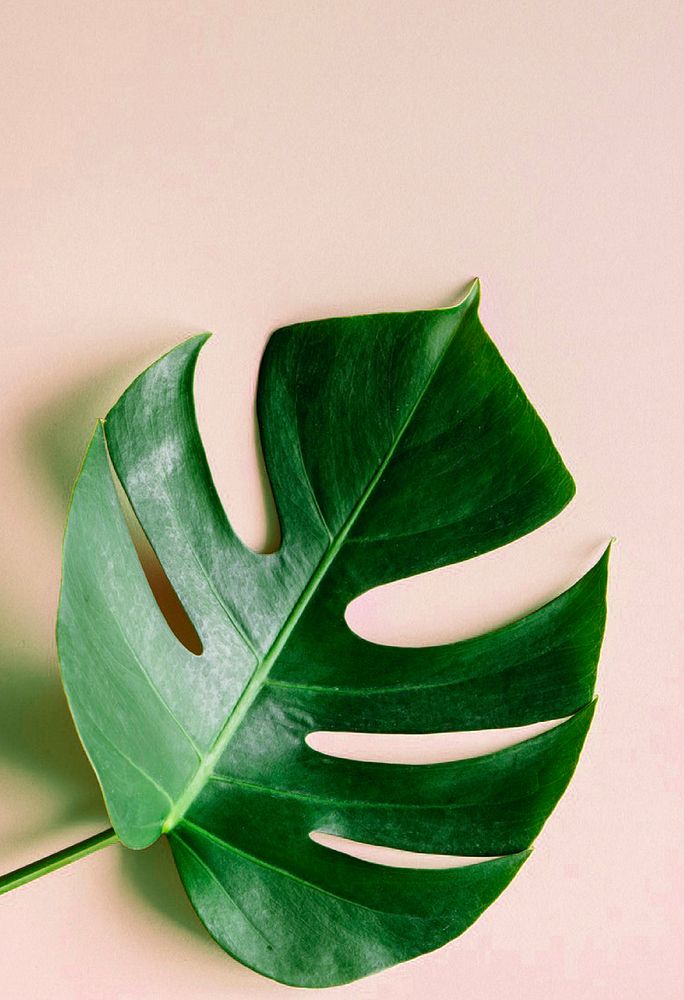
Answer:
56 282 608 987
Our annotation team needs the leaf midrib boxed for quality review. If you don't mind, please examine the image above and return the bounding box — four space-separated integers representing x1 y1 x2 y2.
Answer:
162 309 466 833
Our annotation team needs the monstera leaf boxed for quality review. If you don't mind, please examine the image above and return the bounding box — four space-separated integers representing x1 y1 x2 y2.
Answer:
53 281 607 987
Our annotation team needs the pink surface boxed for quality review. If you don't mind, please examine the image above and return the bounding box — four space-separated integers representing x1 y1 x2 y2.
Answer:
0 2 681 997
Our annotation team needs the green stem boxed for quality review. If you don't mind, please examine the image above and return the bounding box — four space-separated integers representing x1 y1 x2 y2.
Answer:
0 828 119 896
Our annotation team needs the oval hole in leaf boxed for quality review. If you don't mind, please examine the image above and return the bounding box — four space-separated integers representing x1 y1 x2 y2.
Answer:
344 521 604 649
112 473 203 656
310 832 499 869
306 717 566 765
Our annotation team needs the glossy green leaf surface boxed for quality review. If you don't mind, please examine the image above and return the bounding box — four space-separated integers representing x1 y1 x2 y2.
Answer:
57 283 608 986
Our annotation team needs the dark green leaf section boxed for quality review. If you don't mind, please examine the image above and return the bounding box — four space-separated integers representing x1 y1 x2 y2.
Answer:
57 283 608 985
267 549 608 730
168 704 594 986
169 828 528 988
200 701 595 858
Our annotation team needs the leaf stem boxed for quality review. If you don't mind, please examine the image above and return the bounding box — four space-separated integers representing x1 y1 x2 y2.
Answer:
0 828 119 896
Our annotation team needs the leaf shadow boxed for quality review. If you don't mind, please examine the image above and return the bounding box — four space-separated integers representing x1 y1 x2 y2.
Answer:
0 638 106 847
119 837 210 945
22 343 162 521
0 349 150 847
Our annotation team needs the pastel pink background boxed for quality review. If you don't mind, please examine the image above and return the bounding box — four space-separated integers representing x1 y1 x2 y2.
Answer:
0 2 681 997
